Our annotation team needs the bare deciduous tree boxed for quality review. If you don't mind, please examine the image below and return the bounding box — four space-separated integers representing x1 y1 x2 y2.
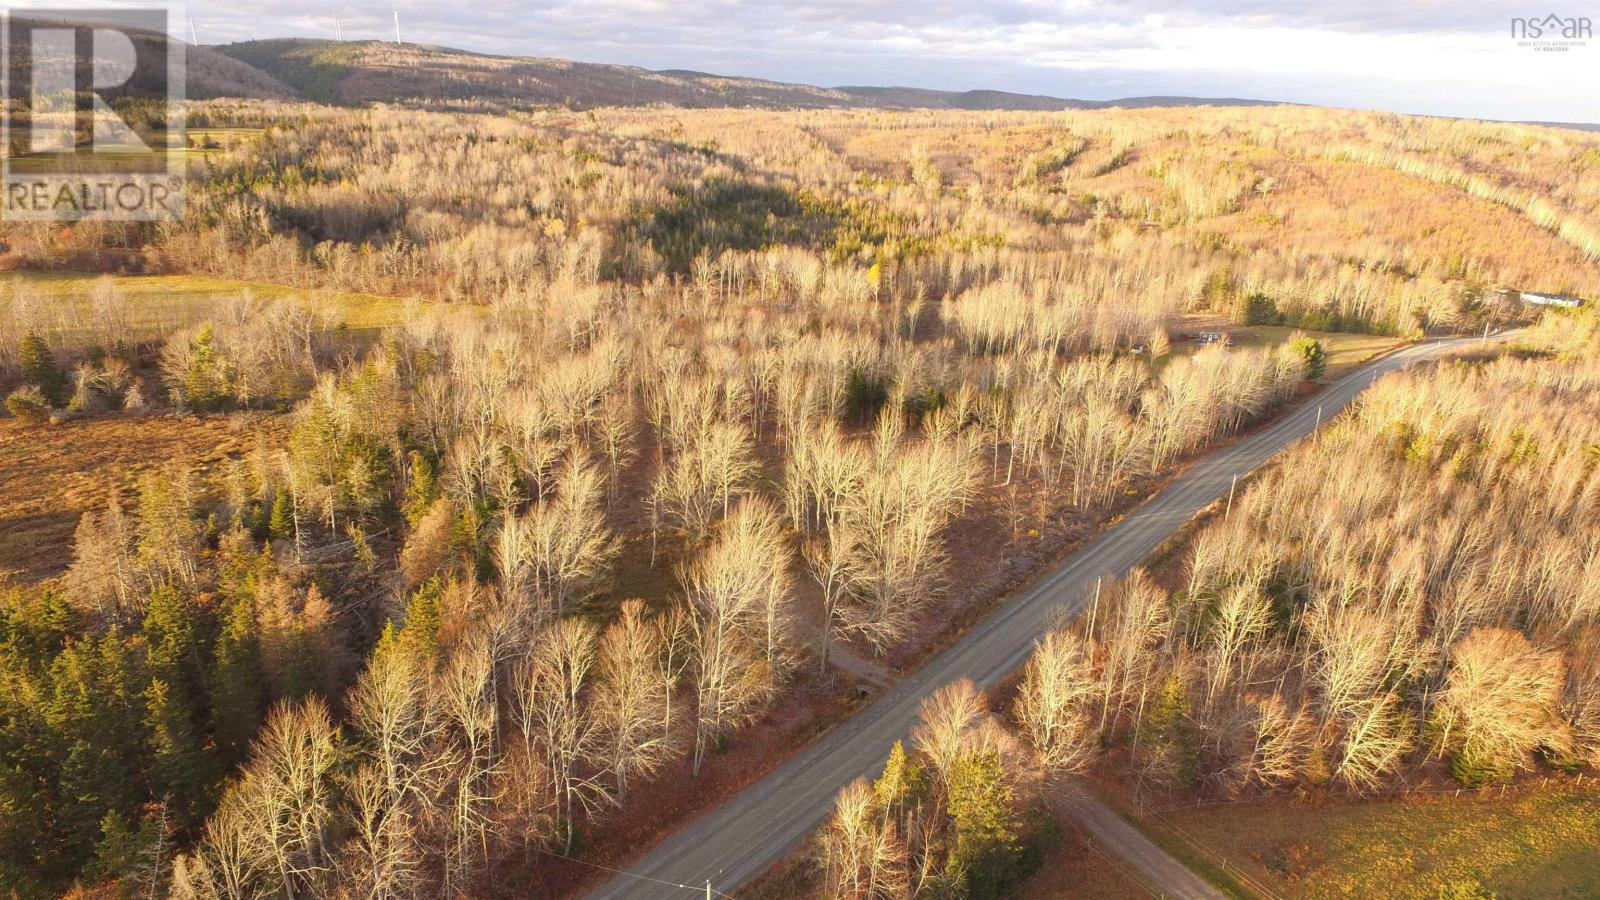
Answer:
818 778 908 900
595 600 674 802
1433 627 1571 777
517 619 608 852
1015 628 1098 773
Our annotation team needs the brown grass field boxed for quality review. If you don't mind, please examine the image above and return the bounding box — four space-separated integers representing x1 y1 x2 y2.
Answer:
1151 784 1600 898
0 413 286 582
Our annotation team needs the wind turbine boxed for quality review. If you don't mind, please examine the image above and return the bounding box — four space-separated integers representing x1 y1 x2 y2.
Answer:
393 10 401 44
187 15 197 45
333 13 343 41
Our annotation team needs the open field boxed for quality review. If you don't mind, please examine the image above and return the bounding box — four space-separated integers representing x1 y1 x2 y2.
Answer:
1175 316 1409 379
3 270 415 343
1153 785 1600 899
3 127 266 172
1226 325 1405 378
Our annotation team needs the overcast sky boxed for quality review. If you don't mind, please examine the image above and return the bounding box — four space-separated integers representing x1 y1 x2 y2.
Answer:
34 1 1600 121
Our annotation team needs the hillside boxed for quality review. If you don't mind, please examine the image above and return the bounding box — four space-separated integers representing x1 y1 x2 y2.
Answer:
208 37 1273 111
185 42 299 100
211 38 853 107
0 16 295 102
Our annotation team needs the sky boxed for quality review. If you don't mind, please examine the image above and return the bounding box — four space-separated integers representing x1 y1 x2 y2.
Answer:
25 1 1600 121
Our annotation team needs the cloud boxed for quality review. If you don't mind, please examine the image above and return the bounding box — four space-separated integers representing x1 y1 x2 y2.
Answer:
19 0 1597 120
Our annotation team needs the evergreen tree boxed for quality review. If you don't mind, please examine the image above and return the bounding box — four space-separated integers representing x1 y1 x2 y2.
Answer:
19 332 67 406
0 763 43 893
4 385 54 424
399 576 444 662
1135 674 1200 788
142 585 204 689
249 497 271 539
55 740 138 867
874 739 923 815
402 449 440 525
268 487 295 540
1290 334 1327 380
945 749 1022 898
83 809 160 886
0 588 79 664
140 587 212 805
44 637 151 862
1235 291 1279 325
144 679 216 824
209 595 263 763
182 324 230 412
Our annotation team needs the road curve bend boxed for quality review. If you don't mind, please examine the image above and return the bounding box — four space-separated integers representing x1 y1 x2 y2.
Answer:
589 337 1479 899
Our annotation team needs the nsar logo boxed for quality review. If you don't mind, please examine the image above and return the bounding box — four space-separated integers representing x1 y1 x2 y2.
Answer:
1511 13 1592 51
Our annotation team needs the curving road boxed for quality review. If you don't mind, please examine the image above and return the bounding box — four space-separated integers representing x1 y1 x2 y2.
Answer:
590 337 1482 899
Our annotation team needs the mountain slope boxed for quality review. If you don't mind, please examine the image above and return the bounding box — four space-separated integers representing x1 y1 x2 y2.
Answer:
186 43 299 100
214 39 861 108
210 38 1275 112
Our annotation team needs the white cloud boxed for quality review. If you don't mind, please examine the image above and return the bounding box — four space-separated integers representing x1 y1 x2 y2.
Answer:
16 0 1596 120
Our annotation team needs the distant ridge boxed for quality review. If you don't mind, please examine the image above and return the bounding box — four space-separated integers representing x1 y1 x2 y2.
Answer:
835 85 1276 112
206 38 1281 112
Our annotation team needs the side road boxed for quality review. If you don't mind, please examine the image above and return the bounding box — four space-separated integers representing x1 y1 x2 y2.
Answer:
1060 779 1225 900
589 336 1486 900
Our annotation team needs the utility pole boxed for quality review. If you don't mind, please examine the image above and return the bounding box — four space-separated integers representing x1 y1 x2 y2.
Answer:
705 880 711 900
1087 576 1102 641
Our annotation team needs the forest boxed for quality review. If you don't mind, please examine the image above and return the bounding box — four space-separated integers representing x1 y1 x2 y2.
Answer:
0 99 1598 898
